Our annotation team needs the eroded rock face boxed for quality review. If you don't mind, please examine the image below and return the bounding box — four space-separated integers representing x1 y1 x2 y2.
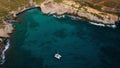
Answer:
0 22 14 38
40 0 119 25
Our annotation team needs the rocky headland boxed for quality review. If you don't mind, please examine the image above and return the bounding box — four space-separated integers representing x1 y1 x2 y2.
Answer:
0 21 14 38
0 0 120 65
40 0 119 25
0 20 14 65
0 0 120 39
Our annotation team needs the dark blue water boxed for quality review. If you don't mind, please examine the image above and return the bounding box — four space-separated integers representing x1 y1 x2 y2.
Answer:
2 8 120 68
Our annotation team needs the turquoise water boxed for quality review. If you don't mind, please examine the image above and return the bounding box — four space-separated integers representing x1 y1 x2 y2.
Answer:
2 8 120 68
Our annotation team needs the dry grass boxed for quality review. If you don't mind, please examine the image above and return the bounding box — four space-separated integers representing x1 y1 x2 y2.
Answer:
0 0 119 20
0 0 29 18
0 0 44 19
74 0 120 13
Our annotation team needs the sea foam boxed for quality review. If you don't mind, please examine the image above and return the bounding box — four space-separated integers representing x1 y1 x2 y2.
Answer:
89 22 117 28
0 39 10 65
68 15 82 20
53 14 117 28
89 22 105 27
53 15 65 18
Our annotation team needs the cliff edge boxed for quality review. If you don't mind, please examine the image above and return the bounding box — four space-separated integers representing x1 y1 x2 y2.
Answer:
41 0 119 25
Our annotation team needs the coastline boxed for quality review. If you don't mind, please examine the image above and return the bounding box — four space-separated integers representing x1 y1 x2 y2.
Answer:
0 38 10 65
40 0 119 25
0 20 14 65
0 0 120 65
53 14 117 28
39 0 120 29
6 0 120 26
0 39 10 65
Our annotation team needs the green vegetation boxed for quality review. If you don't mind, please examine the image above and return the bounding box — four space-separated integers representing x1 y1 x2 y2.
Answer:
54 0 62 3
0 38 6 46
0 0 29 18
91 13 103 20
75 0 120 13
82 2 102 10
0 0 44 20
0 23 5 28
44 1 51 5
34 0 45 4
83 8 88 11
0 0 119 21
0 25 5 28
95 5 102 10
99 13 107 15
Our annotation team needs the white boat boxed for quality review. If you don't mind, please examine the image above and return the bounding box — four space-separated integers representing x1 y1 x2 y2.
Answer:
54 53 62 59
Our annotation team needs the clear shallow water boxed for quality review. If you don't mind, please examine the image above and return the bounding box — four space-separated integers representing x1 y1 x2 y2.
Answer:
2 8 120 68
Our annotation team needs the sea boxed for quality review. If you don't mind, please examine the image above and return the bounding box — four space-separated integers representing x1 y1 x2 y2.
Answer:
1 8 120 68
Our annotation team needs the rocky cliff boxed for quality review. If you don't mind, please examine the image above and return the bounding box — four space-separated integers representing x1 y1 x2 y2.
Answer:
40 0 119 25
0 22 13 38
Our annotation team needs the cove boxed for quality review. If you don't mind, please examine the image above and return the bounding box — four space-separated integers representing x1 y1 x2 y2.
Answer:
2 8 120 68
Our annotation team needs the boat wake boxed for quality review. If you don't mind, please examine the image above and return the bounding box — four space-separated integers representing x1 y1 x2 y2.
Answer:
0 39 10 65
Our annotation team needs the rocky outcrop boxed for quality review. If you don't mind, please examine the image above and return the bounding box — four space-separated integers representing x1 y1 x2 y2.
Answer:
0 20 13 65
0 20 14 38
40 0 119 25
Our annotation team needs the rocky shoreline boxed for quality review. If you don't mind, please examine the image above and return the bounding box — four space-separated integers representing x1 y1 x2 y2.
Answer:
0 0 120 65
40 0 119 25
0 21 14 38
0 0 119 37
0 20 14 65
0 38 10 65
